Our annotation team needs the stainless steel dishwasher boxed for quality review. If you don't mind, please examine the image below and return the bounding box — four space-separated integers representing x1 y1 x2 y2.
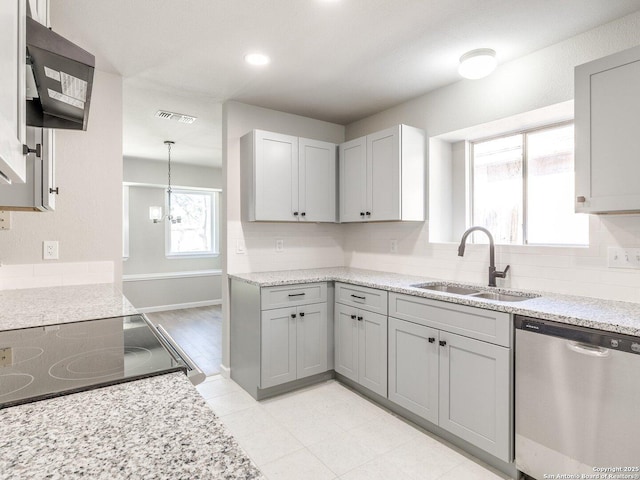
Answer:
515 315 640 479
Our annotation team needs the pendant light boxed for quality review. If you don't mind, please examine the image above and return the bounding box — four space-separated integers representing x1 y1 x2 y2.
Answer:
149 140 182 224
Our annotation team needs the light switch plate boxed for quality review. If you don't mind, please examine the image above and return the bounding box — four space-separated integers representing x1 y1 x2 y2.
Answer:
0 347 12 367
607 247 640 269
276 239 284 252
235 239 246 255
390 239 398 253
43 240 59 260
0 211 10 230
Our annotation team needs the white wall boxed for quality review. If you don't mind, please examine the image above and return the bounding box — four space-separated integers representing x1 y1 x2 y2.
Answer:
221 100 345 370
124 156 222 189
0 70 123 286
342 11 640 303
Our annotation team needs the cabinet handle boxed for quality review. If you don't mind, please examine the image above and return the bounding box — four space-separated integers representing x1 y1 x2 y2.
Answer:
365 211 371 216
299 312 305 317
576 196 586 203
360 212 365 216
291 314 297 319
288 293 305 297
428 337 435 343
439 340 447 347
350 315 356 319
301 212 306 217
351 294 366 300
293 211 299 216
23 143 42 158
49 187 59 195
357 316 363 321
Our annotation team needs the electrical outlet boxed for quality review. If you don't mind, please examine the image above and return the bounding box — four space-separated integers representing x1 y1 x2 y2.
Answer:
0 347 12 367
235 239 246 255
390 239 398 253
43 240 59 260
0 211 10 230
607 247 640 269
276 239 284 252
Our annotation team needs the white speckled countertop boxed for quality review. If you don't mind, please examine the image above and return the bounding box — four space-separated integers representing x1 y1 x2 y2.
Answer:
230 267 640 337
0 283 138 331
0 372 264 480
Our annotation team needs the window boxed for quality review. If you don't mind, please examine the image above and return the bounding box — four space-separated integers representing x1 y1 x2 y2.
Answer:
471 123 588 246
166 189 219 257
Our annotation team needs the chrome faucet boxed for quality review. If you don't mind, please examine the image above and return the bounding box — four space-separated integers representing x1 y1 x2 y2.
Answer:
458 226 510 287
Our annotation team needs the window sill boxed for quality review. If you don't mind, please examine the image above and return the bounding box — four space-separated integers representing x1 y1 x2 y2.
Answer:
165 253 220 259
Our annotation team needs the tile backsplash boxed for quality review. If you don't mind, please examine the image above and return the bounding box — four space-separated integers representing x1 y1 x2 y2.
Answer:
0 261 114 290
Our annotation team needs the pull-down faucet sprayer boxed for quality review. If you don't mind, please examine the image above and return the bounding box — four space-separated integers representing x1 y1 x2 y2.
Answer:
458 226 510 287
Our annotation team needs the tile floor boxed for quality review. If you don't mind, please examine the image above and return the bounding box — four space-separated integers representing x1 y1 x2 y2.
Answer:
196 376 512 480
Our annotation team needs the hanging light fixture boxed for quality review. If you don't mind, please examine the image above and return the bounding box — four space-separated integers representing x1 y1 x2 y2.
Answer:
458 48 497 79
149 140 182 224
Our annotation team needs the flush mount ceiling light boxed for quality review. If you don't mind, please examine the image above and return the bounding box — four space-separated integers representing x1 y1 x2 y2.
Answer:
244 53 270 66
458 48 497 80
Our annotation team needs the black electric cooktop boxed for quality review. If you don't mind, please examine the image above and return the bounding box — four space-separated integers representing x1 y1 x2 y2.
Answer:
0 315 188 409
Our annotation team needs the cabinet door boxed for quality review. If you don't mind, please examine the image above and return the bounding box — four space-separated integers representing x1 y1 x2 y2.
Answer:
334 303 359 382
0 0 27 184
575 46 640 213
339 137 366 222
358 310 387 397
388 317 439 424
438 331 511 462
296 303 328 379
254 130 299 221
299 138 336 222
367 125 400 221
261 307 297 388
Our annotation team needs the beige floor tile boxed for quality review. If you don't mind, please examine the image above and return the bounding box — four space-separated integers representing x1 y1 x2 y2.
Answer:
346 414 423 455
205 389 257 416
219 405 281 440
261 449 336 480
307 430 378 476
196 376 241 400
238 425 305 466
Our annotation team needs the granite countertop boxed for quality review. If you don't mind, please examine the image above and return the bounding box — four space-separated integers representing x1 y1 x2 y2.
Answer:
0 372 264 480
230 267 640 337
0 283 138 332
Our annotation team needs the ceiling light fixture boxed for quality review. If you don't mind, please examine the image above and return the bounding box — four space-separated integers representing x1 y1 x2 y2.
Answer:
244 53 270 66
458 48 497 80
149 140 181 224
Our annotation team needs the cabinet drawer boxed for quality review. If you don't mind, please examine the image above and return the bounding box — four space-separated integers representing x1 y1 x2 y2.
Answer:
389 293 510 347
335 282 388 315
261 283 327 310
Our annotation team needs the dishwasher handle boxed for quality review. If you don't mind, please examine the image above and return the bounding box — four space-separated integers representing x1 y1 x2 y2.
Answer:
566 341 610 358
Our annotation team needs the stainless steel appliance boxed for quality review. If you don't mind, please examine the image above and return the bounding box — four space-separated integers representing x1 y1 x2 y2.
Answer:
0 314 204 409
515 315 640 479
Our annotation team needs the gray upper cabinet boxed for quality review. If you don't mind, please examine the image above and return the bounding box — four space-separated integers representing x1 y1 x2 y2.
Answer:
241 129 336 222
339 124 425 223
575 45 640 214
0 0 27 184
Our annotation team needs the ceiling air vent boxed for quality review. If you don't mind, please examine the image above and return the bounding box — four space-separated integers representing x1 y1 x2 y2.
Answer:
154 110 197 124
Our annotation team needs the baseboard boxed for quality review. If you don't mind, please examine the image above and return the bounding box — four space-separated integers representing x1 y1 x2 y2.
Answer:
218 364 231 379
137 299 222 314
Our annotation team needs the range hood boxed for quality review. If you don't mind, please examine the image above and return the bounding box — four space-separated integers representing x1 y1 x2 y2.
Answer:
25 17 95 131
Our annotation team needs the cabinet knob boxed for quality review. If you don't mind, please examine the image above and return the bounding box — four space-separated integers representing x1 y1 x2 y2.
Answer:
360 212 365 216
357 316 363 321
365 212 371 216
299 312 305 317
291 313 297 319
439 340 447 347
350 315 356 319
293 212 299 216
576 196 586 203
301 212 306 217
428 337 435 343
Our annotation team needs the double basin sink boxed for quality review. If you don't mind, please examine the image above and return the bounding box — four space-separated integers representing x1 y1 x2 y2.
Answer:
412 282 539 303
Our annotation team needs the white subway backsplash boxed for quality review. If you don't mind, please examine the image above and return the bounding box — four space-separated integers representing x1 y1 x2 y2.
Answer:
0 261 114 290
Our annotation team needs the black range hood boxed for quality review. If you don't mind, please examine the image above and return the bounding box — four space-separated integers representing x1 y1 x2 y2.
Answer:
26 17 95 131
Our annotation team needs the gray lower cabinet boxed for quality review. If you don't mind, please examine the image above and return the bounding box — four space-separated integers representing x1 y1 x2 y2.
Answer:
261 303 328 389
388 292 512 463
334 302 387 397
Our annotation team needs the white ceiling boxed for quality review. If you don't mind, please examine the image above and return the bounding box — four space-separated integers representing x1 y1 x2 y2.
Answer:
50 0 640 167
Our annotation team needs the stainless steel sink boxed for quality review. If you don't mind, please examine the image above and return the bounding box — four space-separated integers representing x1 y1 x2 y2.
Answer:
468 292 532 302
412 283 481 295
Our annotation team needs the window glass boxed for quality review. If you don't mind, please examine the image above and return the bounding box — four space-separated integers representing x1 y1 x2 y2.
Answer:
472 134 523 244
168 190 216 256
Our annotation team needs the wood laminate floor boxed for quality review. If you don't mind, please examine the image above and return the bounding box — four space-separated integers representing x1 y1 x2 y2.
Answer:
146 305 222 376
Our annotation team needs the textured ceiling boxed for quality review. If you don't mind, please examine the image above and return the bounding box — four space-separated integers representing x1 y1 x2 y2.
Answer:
50 0 640 167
